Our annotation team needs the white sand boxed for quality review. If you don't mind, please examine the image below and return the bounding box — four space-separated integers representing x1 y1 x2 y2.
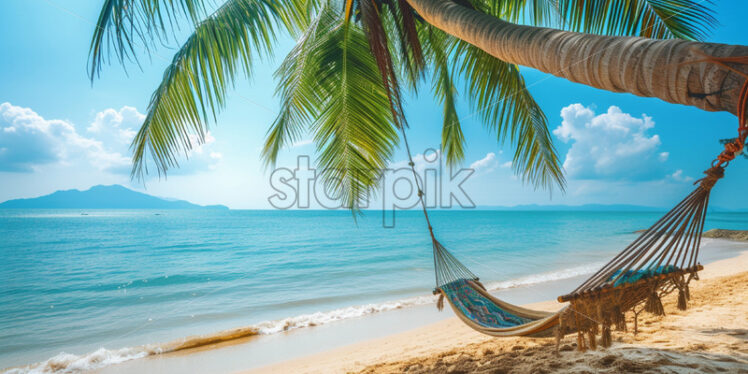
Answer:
248 251 748 374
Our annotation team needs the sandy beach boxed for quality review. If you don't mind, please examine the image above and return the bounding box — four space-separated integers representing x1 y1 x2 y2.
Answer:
6 1 748 373
28 237 745 374
249 250 748 374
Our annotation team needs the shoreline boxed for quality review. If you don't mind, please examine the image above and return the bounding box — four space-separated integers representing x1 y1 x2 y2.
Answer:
6 239 746 374
248 250 748 374
92 267 597 374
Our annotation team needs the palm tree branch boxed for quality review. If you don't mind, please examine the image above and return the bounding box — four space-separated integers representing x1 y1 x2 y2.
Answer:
88 0 312 80
262 4 335 166
456 41 565 190
424 27 465 166
88 0 209 80
311 19 400 212
384 0 426 90
130 0 288 179
358 0 407 126
554 0 717 40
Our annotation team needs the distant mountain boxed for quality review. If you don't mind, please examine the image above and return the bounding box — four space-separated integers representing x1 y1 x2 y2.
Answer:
0 185 229 210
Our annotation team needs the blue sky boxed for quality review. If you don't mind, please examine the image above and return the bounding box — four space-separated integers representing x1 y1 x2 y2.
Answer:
1 0 747 210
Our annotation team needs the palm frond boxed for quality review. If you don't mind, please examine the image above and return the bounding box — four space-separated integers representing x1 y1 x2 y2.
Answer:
312 19 400 212
456 41 565 191
555 0 717 40
88 0 208 80
89 0 312 80
130 0 287 179
424 28 464 166
437 66 465 167
357 0 407 126
262 4 334 166
469 0 715 40
472 0 557 26
385 0 426 90
263 5 399 211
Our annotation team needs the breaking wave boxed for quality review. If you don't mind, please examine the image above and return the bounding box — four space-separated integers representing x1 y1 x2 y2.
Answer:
3 263 600 374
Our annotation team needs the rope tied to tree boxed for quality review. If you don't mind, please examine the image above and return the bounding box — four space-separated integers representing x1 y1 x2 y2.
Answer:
397 115 477 288
681 52 748 190
556 54 748 350
686 52 748 168
394 49 748 350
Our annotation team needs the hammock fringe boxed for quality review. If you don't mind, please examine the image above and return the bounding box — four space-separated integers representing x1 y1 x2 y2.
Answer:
677 287 688 310
430 176 709 351
644 290 665 316
613 306 626 331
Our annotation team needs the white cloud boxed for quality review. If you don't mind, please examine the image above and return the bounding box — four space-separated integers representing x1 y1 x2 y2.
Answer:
158 131 222 175
669 169 694 182
469 152 498 173
0 102 129 172
0 102 220 175
500 161 512 168
292 139 313 148
553 104 665 180
87 106 143 146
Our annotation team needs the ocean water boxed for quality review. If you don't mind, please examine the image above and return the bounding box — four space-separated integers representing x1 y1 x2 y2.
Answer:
1 209 746 372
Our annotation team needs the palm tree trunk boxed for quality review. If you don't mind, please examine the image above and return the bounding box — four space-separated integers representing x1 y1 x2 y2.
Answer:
407 0 748 116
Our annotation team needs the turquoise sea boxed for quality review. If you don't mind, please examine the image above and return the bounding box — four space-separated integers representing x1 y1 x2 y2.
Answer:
1 209 746 372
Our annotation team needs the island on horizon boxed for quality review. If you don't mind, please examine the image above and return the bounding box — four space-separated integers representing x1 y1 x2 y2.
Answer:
0 185 229 210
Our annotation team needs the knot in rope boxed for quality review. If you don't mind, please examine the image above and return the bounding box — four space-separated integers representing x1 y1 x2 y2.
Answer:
684 51 748 185
717 140 742 164
698 166 725 190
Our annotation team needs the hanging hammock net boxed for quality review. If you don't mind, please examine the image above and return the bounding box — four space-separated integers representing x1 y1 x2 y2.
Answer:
399 55 748 350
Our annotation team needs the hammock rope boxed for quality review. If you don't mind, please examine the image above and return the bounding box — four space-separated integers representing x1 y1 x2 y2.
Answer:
397 54 747 350
398 127 478 288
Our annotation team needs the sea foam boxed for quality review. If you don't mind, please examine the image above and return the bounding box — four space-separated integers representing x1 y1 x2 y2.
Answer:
4 348 149 374
2 263 600 374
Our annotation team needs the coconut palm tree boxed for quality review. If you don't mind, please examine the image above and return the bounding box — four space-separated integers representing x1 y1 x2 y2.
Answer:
88 0 746 211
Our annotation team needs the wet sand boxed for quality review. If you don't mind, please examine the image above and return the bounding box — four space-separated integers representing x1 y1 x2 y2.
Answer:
249 251 748 373
89 241 748 374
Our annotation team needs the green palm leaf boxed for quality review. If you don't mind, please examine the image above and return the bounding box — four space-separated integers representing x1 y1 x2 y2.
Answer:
127 0 306 179
555 0 717 40
312 20 400 212
358 0 407 126
456 41 565 191
92 0 717 201
423 28 465 166
265 5 399 211
88 0 311 79
472 0 557 27
262 6 333 166
469 0 716 41
88 0 209 79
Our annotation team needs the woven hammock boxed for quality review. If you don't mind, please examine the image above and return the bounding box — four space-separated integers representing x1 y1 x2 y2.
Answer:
399 55 748 351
